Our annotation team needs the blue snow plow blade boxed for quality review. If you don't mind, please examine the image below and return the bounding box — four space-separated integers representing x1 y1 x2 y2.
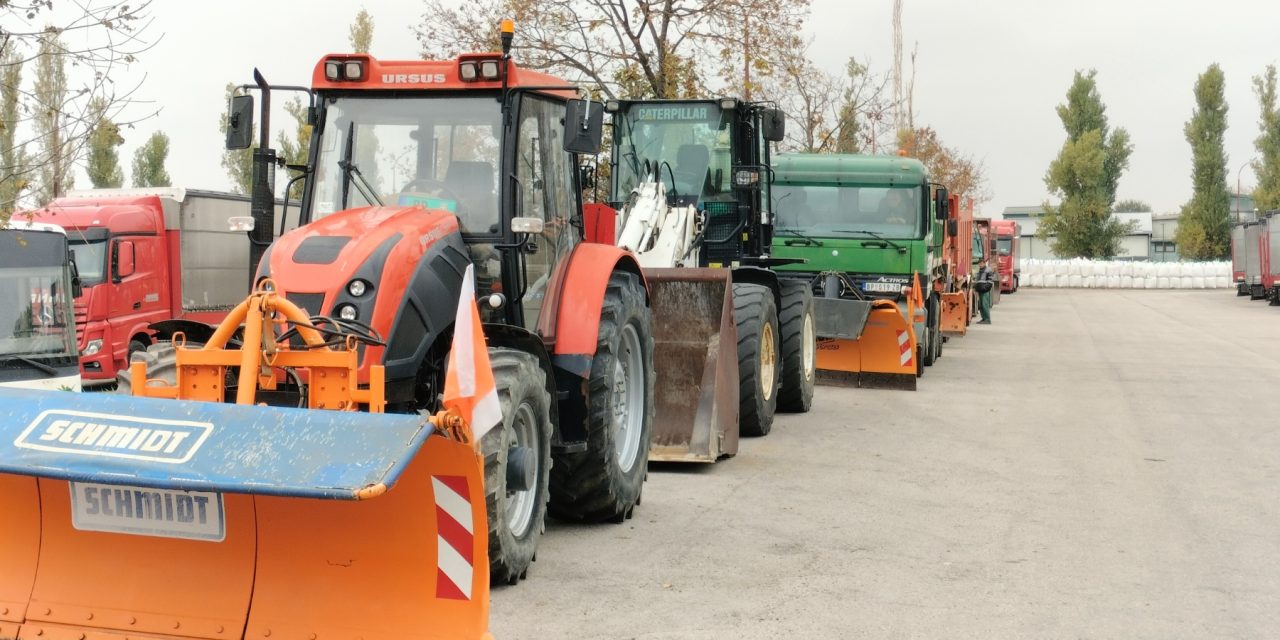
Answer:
0 388 434 500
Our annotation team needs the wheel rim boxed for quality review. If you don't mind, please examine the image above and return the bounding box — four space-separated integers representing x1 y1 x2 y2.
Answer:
505 402 538 538
801 311 816 382
759 321 777 401
611 323 645 473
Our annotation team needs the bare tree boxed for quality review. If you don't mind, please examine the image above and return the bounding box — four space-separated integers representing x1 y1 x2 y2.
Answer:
416 0 807 100
1 1 157 213
763 37 895 154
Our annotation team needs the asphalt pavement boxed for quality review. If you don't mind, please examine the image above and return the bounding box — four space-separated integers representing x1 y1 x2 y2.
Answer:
492 289 1280 639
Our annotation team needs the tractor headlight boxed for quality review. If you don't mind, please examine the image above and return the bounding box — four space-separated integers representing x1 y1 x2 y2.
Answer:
480 60 501 80
343 60 365 81
347 279 369 297
82 339 103 356
325 61 342 81
336 304 358 321
459 61 478 82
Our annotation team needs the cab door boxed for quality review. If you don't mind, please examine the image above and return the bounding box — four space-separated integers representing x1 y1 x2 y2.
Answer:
511 95 577 338
106 233 164 357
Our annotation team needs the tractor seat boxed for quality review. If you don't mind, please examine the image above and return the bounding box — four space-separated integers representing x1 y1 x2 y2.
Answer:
445 161 498 233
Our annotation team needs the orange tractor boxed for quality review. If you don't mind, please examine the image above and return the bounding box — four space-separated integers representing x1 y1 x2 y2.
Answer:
0 24 656 639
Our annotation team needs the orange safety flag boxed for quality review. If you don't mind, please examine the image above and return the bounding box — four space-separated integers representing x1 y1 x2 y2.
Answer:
443 263 503 441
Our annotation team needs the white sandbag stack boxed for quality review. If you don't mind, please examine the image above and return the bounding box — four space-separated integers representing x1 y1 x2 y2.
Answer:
1019 258 1233 290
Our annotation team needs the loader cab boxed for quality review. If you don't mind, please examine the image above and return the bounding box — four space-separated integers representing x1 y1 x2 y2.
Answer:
296 55 594 334
606 98 784 266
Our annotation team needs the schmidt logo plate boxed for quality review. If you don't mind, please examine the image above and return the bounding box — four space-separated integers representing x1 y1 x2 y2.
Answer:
14 410 213 464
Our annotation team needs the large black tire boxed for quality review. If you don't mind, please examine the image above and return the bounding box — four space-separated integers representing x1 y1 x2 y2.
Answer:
921 296 940 367
549 271 654 523
483 348 552 585
777 280 815 414
115 342 177 391
734 283 780 437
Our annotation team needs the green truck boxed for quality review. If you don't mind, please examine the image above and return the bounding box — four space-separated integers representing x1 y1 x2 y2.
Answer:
770 153 950 380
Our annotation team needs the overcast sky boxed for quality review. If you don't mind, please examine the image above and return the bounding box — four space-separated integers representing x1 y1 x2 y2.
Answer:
43 0 1280 215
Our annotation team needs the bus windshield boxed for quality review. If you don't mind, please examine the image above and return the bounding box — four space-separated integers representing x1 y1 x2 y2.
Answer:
0 230 76 358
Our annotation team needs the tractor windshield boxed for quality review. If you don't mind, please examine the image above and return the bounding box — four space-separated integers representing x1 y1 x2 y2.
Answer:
773 184 925 239
612 103 733 203
311 95 503 234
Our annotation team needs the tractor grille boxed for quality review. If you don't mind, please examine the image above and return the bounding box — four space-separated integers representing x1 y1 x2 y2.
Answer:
286 292 327 318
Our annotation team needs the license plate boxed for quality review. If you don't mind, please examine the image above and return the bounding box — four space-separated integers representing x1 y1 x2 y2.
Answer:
862 282 902 293
69 482 226 542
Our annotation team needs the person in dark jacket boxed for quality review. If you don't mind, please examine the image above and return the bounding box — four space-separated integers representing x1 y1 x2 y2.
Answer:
976 260 997 324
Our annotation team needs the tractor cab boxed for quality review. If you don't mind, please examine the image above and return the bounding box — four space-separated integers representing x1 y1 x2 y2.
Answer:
606 98 784 267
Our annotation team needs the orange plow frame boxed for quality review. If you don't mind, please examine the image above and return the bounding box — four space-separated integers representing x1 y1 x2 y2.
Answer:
815 273 921 391
2 288 493 640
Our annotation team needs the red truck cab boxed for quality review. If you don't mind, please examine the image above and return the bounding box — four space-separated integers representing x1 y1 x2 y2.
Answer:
992 219 1020 293
30 189 260 386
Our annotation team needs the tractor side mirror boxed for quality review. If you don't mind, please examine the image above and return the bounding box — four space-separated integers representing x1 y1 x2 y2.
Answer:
935 186 950 221
563 99 604 154
113 240 136 281
226 94 255 150
762 108 786 142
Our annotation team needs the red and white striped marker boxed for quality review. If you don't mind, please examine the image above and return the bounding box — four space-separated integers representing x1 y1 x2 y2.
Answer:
433 475 475 600
897 330 913 367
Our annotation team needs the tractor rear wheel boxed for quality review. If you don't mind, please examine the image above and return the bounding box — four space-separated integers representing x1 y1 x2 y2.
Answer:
115 342 178 391
734 283 780 437
484 348 552 585
777 280 815 413
549 271 653 523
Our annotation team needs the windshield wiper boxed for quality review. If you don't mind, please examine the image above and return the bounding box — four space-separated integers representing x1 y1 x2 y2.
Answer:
836 229 906 252
338 122 384 209
776 228 824 247
339 160 384 207
0 355 58 376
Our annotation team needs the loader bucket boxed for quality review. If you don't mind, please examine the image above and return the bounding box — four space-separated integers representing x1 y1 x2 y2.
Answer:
644 268 739 462
0 389 491 640
939 290 969 336
815 299 917 391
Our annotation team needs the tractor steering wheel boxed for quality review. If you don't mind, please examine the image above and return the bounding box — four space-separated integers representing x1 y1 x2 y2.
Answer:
400 178 461 204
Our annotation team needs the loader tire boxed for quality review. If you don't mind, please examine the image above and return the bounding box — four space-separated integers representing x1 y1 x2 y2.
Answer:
777 280 815 413
549 272 654 524
114 342 178 391
484 348 552 586
734 283 780 437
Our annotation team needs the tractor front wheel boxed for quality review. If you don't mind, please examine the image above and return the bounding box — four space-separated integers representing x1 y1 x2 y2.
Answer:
549 271 654 524
483 348 553 586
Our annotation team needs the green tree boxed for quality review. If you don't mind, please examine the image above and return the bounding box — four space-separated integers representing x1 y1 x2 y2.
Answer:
1039 70 1135 258
220 83 255 193
1174 64 1231 260
1112 199 1151 212
33 32 73 204
350 8 375 53
86 98 125 188
132 132 172 187
1 45 29 215
1253 65 1280 211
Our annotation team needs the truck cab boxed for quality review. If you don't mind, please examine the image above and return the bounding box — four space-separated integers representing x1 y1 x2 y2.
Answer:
30 189 262 386
991 219 1020 293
